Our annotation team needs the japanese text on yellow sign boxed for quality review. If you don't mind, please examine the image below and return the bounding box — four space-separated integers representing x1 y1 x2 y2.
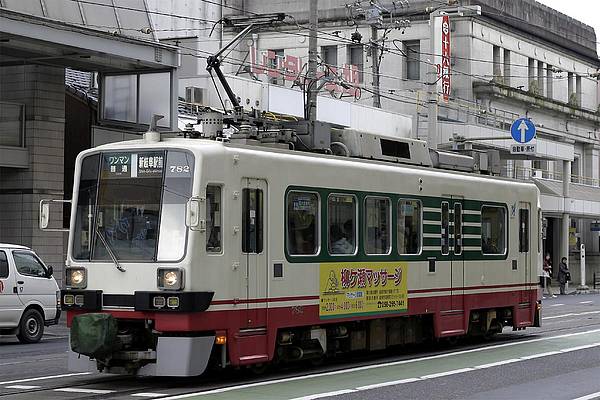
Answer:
319 262 408 318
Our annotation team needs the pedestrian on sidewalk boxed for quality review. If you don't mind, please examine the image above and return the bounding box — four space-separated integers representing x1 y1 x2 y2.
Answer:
542 253 556 298
558 257 570 295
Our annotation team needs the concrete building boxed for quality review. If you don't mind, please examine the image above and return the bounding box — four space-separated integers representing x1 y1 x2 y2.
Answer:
0 3 179 283
213 0 600 285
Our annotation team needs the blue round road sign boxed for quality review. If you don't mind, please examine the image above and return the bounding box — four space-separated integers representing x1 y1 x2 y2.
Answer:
510 118 536 143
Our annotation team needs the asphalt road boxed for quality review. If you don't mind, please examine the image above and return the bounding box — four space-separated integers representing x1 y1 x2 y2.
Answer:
1 293 600 400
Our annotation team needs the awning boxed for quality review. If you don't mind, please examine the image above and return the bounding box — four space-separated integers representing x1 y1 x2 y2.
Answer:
534 178 600 217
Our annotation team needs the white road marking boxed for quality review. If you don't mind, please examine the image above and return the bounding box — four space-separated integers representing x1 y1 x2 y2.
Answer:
544 310 600 320
132 394 169 398
473 358 521 369
0 372 91 386
580 301 594 304
559 342 600 353
571 391 600 400
518 351 561 360
355 378 420 391
54 387 115 394
420 368 474 379
550 303 565 307
288 389 358 400
159 328 600 400
4 385 41 389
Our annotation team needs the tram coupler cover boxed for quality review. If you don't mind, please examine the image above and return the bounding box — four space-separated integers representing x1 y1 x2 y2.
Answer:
71 313 120 359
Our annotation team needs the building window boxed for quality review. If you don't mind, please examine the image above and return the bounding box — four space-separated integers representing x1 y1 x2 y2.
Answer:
287 191 319 256
527 58 537 93
503 49 511 87
493 45 501 81
405 41 420 81
546 64 554 99
206 185 222 253
269 49 285 86
348 45 364 83
398 199 422 255
576 74 582 106
537 60 545 96
328 194 357 255
481 206 506 255
365 197 391 255
0 102 25 147
321 45 338 76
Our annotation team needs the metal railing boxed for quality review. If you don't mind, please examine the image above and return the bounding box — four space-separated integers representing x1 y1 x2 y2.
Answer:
502 165 600 188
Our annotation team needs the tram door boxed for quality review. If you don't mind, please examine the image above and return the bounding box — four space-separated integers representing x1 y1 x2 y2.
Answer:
241 178 268 328
451 199 465 311
518 202 531 304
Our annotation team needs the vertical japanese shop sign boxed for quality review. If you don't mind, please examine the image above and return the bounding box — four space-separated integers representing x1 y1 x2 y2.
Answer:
319 262 408 318
441 15 451 103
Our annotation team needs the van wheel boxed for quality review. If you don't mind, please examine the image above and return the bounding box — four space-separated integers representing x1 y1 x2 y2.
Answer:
17 309 44 344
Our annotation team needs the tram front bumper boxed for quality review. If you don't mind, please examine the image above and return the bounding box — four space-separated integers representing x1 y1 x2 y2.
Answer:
68 335 215 377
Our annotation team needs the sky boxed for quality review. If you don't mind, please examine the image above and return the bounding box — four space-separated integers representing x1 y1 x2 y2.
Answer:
536 0 600 54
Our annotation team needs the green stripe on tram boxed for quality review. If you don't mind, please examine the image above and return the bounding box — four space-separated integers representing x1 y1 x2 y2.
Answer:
423 224 441 234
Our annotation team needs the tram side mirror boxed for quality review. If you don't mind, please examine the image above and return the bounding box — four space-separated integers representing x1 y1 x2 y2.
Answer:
186 197 206 231
40 202 50 230
39 199 71 232
46 266 53 278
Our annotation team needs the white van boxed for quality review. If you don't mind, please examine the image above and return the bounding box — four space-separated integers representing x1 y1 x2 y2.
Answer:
0 244 60 343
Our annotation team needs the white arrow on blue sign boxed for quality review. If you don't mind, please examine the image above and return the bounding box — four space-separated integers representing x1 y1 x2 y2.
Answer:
510 118 536 143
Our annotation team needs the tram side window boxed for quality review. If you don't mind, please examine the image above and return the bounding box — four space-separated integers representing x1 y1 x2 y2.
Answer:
454 203 463 255
481 206 506 255
365 197 391 255
206 185 222 253
398 199 422 255
519 208 529 253
441 202 450 255
328 194 357 255
242 189 263 254
287 191 319 255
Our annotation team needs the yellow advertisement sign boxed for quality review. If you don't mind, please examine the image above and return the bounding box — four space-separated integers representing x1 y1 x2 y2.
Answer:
319 261 408 319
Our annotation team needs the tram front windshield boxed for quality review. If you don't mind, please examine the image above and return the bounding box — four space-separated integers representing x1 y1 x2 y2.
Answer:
72 150 194 262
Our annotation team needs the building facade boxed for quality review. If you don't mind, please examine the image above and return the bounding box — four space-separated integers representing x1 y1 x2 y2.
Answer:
213 0 600 284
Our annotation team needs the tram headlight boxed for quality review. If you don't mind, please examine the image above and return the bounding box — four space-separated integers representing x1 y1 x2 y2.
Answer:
65 267 87 289
157 268 184 290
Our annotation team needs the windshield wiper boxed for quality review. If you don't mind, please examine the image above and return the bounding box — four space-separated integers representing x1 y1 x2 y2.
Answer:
94 226 126 272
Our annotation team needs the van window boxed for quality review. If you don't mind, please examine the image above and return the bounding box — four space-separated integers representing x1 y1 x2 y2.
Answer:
0 251 8 278
287 191 319 256
13 251 47 278
328 194 357 255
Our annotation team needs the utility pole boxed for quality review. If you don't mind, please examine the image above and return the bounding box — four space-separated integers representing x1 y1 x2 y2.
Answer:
371 25 381 108
307 0 318 133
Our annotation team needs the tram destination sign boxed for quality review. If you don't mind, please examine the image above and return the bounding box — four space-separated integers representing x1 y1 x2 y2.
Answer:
102 151 165 178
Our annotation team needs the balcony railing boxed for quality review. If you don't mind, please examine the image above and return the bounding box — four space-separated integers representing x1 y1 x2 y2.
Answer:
502 166 600 188
0 102 25 147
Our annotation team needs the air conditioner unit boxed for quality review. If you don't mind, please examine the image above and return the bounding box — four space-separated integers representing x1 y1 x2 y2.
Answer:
185 86 205 104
